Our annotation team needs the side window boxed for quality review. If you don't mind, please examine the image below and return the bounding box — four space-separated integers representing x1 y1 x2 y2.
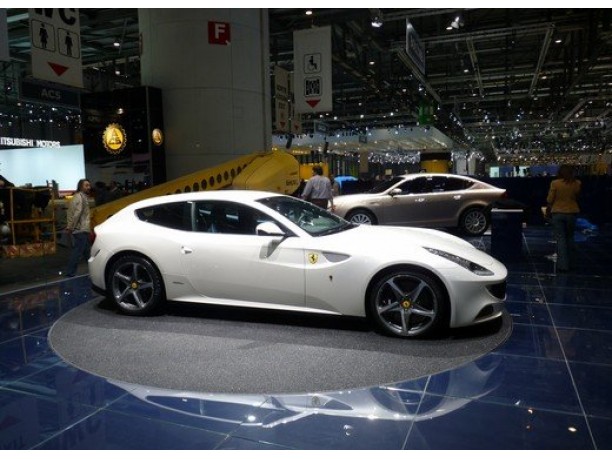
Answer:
431 177 471 192
194 201 273 235
430 177 448 193
401 177 431 195
135 202 192 231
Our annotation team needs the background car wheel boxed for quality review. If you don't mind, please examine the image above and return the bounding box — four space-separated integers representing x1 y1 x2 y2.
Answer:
459 207 489 236
107 255 165 316
369 269 449 338
347 209 377 225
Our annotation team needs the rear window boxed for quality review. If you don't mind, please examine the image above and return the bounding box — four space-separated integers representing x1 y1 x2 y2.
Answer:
135 202 192 231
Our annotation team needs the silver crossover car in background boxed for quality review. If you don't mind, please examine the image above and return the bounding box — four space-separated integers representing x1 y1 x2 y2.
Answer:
332 173 506 236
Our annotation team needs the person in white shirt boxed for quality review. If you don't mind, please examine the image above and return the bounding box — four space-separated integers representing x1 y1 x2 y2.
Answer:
301 165 334 210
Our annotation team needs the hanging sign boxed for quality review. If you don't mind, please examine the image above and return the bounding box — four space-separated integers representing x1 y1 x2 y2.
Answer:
406 20 426 76
29 8 83 88
274 66 289 132
293 26 332 114
0 9 9 62
20 78 80 109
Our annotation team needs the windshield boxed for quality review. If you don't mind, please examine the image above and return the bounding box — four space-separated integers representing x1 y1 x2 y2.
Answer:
258 196 353 237
368 176 405 194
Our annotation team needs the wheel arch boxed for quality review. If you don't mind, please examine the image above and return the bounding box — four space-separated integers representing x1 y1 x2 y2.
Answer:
364 263 451 327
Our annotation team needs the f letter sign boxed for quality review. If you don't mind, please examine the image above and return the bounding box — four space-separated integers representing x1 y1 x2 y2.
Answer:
208 21 230 45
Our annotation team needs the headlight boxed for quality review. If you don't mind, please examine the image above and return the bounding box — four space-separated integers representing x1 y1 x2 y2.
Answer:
424 247 494 276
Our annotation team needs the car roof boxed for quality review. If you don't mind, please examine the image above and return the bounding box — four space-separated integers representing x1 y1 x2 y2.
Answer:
397 173 476 180
122 189 284 210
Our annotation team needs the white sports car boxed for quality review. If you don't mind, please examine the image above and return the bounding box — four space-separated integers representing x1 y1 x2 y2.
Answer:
88 190 507 338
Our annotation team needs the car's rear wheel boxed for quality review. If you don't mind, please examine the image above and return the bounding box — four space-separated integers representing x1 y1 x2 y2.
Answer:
369 269 448 338
459 207 489 236
347 209 377 225
108 255 164 316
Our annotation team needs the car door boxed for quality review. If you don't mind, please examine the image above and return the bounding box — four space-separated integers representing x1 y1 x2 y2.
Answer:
179 200 306 308
428 176 474 226
380 176 433 225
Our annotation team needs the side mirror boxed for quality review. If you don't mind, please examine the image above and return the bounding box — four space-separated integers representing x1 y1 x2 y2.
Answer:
389 188 402 196
256 221 286 237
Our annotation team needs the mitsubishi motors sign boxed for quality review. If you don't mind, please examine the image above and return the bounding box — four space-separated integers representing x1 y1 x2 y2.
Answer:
29 8 83 88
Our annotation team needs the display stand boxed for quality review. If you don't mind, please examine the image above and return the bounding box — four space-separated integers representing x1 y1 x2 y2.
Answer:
0 186 56 258
490 208 523 262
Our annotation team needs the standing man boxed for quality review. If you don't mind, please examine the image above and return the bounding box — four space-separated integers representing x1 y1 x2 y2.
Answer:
301 165 334 210
65 179 92 277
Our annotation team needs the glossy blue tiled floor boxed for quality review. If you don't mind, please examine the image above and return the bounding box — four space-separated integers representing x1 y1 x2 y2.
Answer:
1 225 611 449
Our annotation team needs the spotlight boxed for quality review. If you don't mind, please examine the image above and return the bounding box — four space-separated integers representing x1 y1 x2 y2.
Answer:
371 9 383 28
450 16 464 29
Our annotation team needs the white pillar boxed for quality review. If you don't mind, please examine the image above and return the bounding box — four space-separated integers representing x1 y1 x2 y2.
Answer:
139 9 271 179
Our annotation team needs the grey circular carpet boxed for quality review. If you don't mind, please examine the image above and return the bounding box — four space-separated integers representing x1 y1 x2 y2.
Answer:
49 298 512 394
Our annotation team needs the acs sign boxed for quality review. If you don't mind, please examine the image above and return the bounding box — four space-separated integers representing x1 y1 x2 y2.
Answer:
208 21 230 45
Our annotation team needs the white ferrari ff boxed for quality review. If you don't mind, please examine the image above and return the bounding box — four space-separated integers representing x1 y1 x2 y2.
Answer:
88 190 507 338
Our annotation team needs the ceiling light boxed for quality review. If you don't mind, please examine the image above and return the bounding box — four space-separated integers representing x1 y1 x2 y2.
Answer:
369 61 375 65
305 10 312 16
555 38 562 44
371 9 383 28
451 16 464 29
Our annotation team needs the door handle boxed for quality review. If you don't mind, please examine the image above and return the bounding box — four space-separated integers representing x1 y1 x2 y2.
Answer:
415 198 425 203
453 195 461 200
181 246 193 254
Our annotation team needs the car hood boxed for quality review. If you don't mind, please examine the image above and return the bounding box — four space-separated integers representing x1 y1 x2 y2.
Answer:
318 224 498 266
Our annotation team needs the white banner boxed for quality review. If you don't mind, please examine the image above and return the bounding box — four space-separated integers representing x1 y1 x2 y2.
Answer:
293 26 332 114
29 8 83 88
274 66 290 132
0 9 9 61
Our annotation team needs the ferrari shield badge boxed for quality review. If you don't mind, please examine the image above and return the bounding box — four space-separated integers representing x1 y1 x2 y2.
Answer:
308 253 319 264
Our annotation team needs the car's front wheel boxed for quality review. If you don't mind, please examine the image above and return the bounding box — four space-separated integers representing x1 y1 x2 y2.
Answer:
459 207 489 236
369 269 448 338
107 255 165 316
346 209 377 225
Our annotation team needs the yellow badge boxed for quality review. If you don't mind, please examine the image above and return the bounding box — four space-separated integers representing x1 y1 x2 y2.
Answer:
308 253 318 264
102 123 127 154
152 128 164 146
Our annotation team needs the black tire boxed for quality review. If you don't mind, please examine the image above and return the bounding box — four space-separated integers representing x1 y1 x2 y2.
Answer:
346 209 377 225
368 268 449 338
459 207 489 236
107 255 165 316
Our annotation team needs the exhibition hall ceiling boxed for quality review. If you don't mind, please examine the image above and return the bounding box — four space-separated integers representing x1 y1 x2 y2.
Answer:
3 8 612 157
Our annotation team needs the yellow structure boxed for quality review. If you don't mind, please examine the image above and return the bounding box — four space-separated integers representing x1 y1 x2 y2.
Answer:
90 150 300 228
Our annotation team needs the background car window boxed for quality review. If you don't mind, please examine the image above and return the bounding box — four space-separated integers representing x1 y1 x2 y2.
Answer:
194 201 272 235
430 176 472 192
135 202 192 231
369 177 404 194
400 177 432 195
